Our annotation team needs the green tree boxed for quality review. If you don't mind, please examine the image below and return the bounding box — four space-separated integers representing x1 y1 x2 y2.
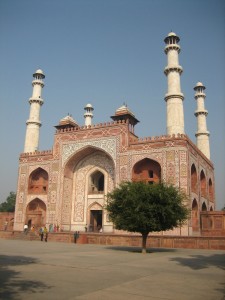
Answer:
106 181 189 253
0 192 16 212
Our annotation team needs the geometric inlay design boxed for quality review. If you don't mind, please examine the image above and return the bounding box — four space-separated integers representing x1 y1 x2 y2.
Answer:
62 137 117 165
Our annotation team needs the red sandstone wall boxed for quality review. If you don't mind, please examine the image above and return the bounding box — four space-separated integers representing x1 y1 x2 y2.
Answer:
0 231 224 250
0 212 14 231
201 211 225 236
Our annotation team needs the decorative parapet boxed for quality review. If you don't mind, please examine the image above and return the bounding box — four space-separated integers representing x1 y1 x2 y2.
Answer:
55 119 128 134
20 150 53 158
130 133 187 144
129 133 213 167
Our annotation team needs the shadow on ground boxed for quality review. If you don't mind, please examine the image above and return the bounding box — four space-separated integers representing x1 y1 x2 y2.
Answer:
0 255 51 299
106 246 177 253
170 253 225 270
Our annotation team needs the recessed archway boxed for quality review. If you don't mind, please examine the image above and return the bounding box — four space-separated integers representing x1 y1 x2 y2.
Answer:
132 158 161 184
191 199 199 232
209 178 213 201
201 202 207 211
28 168 48 194
88 170 104 194
200 170 206 198
61 147 115 230
88 202 103 232
191 164 197 194
26 198 46 229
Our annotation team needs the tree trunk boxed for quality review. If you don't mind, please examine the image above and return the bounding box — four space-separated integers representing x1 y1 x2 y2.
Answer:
141 233 149 253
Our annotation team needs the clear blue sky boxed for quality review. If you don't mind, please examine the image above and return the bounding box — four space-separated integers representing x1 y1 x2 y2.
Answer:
0 0 224 209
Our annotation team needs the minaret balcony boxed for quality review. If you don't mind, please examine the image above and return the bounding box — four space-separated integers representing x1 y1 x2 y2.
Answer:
194 93 206 99
195 130 210 137
32 80 45 88
164 44 180 54
194 109 208 116
26 120 42 126
164 93 184 102
164 66 183 75
29 97 44 105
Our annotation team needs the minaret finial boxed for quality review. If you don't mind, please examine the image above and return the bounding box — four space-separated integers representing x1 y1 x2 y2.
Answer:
84 103 94 126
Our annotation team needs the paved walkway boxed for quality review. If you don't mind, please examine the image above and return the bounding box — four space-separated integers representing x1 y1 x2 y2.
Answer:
0 239 224 300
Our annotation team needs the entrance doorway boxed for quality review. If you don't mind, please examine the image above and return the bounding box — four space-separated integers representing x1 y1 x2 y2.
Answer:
90 210 102 232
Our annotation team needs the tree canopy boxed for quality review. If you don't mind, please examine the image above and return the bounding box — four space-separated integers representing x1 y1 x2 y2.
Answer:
0 192 16 212
106 181 189 253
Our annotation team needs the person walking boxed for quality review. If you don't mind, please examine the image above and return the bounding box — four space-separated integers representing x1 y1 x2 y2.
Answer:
24 224 28 234
39 227 44 241
43 226 48 242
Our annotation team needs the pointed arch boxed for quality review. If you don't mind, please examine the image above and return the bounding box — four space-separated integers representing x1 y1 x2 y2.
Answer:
88 202 103 232
26 198 46 228
192 199 198 210
200 170 206 198
191 198 199 232
132 158 161 184
201 202 207 211
209 178 213 201
88 170 105 194
191 164 197 194
28 167 48 194
61 147 115 229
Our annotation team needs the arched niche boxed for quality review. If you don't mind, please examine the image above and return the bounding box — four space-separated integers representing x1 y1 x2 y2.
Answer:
192 199 198 211
200 170 206 198
61 147 115 227
64 146 115 179
201 202 207 211
191 199 199 232
132 158 161 184
210 206 213 211
209 178 213 201
28 168 48 194
26 198 46 228
191 164 198 194
88 170 104 194
88 202 103 232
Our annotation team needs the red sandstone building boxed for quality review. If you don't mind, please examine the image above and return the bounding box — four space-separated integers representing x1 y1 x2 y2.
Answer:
14 33 215 236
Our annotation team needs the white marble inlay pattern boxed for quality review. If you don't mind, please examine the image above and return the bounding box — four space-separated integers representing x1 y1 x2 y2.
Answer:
62 137 117 165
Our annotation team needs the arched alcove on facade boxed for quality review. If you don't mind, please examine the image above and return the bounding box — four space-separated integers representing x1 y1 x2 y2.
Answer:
88 170 104 194
132 158 161 184
191 199 199 232
28 168 48 194
88 202 103 232
26 198 46 228
209 178 213 201
191 164 198 194
201 202 207 211
200 170 206 198
62 146 115 231
210 206 213 211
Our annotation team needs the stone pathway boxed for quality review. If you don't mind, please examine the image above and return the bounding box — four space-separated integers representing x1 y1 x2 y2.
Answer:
0 239 224 299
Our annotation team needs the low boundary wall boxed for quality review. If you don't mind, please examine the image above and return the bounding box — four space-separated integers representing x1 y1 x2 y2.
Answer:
0 231 225 250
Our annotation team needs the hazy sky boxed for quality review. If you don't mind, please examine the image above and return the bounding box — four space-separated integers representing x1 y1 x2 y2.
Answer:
0 0 224 209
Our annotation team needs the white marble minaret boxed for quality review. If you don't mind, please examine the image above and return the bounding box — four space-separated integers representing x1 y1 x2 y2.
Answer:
84 103 94 126
164 32 184 135
194 82 210 159
24 69 45 153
